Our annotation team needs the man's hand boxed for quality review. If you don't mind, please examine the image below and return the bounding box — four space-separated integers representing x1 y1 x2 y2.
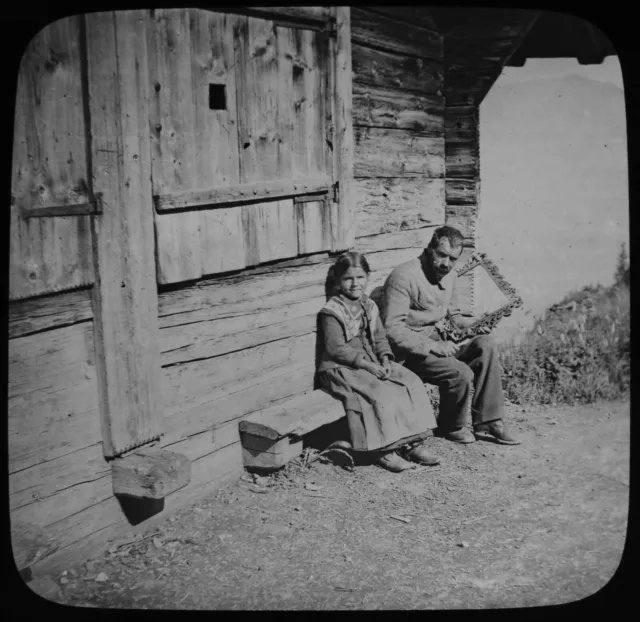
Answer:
381 355 392 380
430 341 460 357
360 360 388 379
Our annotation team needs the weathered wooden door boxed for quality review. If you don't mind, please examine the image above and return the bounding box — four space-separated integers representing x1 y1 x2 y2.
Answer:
147 8 353 284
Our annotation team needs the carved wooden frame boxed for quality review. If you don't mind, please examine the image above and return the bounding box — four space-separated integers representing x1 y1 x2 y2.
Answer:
440 252 523 343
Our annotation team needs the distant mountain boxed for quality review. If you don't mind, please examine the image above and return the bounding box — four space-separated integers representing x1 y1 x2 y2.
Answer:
477 73 629 341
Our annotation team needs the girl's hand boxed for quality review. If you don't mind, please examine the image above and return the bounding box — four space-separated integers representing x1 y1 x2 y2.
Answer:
361 360 387 380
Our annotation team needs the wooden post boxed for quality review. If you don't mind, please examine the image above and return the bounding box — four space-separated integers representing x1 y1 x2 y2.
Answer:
331 6 354 251
85 11 164 457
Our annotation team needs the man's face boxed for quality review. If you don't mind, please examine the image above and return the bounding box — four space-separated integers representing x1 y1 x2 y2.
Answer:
427 238 463 280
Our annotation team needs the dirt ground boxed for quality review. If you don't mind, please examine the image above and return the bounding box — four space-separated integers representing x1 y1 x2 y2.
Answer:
27 399 629 610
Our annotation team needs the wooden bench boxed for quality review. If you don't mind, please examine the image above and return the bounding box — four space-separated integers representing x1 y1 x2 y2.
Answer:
239 389 345 471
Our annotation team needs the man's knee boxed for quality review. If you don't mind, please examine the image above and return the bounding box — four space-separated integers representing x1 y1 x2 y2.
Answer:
451 362 474 388
473 335 499 357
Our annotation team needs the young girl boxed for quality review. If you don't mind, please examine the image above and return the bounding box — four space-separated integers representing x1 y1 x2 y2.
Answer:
317 252 440 472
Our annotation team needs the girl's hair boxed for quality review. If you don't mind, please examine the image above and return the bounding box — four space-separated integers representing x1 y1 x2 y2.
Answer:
326 252 371 297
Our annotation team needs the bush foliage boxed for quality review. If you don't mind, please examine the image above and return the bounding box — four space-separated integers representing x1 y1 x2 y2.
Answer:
499 247 630 406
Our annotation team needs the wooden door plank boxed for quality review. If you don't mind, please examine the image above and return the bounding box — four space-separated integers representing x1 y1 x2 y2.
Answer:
235 15 280 184
86 10 163 457
331 6 354 251
10 15 94 299
296 200 331 254
147 8 201 284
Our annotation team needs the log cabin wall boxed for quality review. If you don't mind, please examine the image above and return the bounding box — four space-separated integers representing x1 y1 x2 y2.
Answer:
9 7 451 577
349 7 446 265
442 9 540 315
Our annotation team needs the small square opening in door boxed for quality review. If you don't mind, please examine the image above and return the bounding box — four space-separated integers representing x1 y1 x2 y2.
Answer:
209 84 226 110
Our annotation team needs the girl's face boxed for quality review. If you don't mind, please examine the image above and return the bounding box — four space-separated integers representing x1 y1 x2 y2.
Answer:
338 266 368 301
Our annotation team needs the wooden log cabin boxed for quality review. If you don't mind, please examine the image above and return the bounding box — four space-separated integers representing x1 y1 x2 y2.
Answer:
9 6 616 579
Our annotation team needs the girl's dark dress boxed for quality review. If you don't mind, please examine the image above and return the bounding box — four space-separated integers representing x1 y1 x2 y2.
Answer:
317 294 437 452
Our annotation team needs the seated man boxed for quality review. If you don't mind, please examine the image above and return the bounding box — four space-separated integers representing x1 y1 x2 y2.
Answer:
378 225 520 445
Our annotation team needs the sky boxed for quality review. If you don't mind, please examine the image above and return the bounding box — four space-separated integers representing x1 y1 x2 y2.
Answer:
476 55 628 341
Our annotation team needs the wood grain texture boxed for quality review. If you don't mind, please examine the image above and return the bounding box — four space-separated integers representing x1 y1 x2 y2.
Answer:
355 127 444 178
445 141 478 179
353 83 443 134
241 199 298 266
148 8 202 283
240 389 344 440
9 322 100 474
443 9 540 39
86 11 163 457
363 6 438 32
331 6 355 251
444 68 503 106
27 443 243 579
445 36 523 72
354 229 436 254
10 15 94 299
444 105 478 143
9 288 93 339
445 205 478 241
354 177 445 236
351 7 442 61
111 448 191 499
352 43 443 95
296 200 332 254
446 179 478 206
244 7 330 23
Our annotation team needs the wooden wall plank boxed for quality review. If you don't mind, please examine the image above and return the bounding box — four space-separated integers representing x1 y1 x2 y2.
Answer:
296 201 332 254
160 299 321 367
10 15 94 299
354 177 445 237
355 127 444 178
444 105 478 142
351 7 442 61
9 288 93 339
28 448 243 579
148 9 202 284
445 142 478 179
9 323 100 474
352 44 443 95
445 37 523 72
444 68 503 106
446 179 478 206
364 6 438 32
443 9 540 39
445 205 478 241
242 199 298 267
355 228 437 254
235 15 280 183
331 6 355 251
200 208 246 276
244 7 330 23
352 83 444 134
86 11 163 457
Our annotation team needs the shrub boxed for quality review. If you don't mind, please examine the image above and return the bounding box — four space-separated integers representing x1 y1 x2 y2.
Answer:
499 281 630 406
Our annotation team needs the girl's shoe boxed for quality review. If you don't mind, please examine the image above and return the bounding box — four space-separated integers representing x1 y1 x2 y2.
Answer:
374 451 417 472
401 442 441 465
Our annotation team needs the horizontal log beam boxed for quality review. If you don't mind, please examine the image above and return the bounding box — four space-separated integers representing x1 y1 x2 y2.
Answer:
351 7 442 61
353 83 444 133
354 177 445 236
111 448 191 500
352 44 443 95
9 288 93 339
363 6 438 32
154 176 332 212
355 127 444 177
